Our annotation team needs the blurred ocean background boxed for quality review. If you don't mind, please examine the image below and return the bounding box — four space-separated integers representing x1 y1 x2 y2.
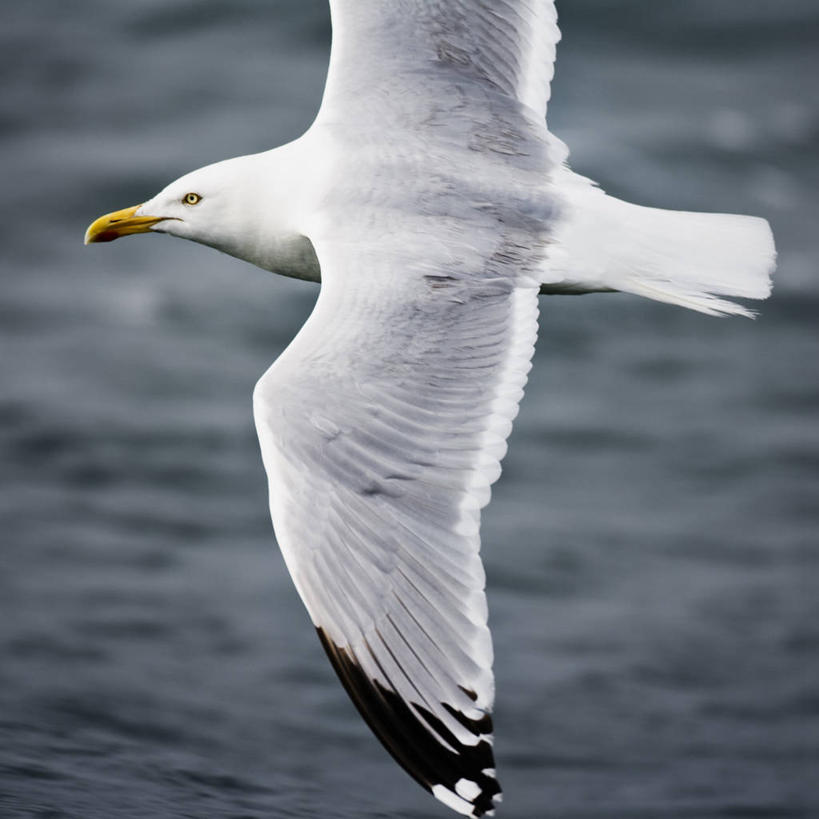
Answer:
1 1 817 817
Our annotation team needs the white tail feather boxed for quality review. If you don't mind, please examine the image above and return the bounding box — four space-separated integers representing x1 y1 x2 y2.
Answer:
543 168 776 317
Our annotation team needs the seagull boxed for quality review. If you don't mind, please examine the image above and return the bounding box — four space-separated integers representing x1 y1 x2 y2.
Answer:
85 2 776 815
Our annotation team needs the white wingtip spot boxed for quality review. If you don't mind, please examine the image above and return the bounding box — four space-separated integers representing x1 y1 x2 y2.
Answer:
432 784 476 816
455 778 482 801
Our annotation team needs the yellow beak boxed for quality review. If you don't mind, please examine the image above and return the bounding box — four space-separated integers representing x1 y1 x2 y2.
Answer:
84 204 167 245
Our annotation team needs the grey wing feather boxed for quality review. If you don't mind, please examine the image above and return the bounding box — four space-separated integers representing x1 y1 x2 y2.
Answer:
324 0 560 120
253 229 541 816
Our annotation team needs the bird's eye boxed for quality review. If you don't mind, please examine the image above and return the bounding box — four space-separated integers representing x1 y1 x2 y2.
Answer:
183 192 202 206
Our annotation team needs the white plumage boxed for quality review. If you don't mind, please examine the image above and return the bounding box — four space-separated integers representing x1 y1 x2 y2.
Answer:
85 2 776 816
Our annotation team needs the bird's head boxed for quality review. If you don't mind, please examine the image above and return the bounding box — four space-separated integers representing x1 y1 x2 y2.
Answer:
85 146 319 280
85 155 257 250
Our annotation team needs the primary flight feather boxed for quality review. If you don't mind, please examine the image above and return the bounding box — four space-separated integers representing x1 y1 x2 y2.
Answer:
85 2 776 815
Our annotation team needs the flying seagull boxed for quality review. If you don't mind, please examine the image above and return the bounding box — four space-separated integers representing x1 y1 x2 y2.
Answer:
85 2 776 815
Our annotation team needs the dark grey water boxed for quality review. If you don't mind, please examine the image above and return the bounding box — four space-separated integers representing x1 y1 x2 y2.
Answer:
1 2 818 817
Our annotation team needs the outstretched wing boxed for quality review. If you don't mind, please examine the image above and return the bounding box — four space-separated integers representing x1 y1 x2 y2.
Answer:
322 0 561 122
253 217 542 816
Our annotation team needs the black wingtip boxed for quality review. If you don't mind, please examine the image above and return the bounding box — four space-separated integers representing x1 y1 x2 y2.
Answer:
316 627 501 815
